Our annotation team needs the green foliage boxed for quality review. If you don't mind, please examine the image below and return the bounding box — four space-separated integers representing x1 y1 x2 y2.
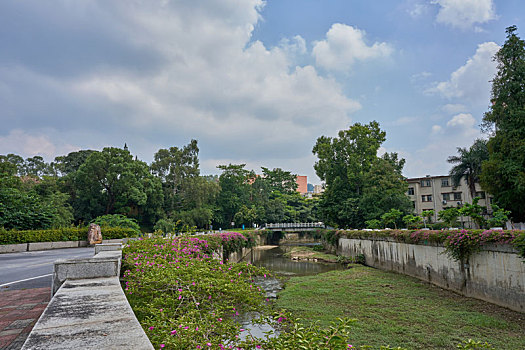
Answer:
122 235 270 349
0 226 137 245
448 139 488 201
260 167 298 194
512 231 525 260
402 214 422 229
487 204 510 228
263 316 361 350
153 218 180 234
74 147 163 224
438 207 461 227
459 198 486 229
313 121 410 228
91 214 141 235
215 164 254 227
481 26 525 222
365 219 382 229
233 205 257 227
381 209 403 229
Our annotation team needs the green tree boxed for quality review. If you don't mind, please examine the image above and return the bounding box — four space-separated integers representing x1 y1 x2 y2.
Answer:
487 204 511 228
215 164 253 227
381 208 402 229
54 150 95 175
260 167 298 194
359 156 412 223
74 147 163 224
403 214 423 229
313 121 409 228
459 198 486 229
447 139 488 201
481 25 525 222
91 214 141 235
151 140 199 196
438 207 461 227
421 210 434 228
234 205 257 227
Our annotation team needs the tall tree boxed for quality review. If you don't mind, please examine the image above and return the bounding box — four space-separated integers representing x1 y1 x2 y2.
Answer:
481 25 525 221
215 164 253 227
54 150 95 175
74 147 163 223
447 139 489 201
151 140 199 194
151 140 199 214
313 121 394 228
260 167 298 194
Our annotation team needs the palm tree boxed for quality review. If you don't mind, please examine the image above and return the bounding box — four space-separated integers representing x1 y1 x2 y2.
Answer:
447 139 489 201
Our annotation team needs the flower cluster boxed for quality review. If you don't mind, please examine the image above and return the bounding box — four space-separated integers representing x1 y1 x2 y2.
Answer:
122 234 270 349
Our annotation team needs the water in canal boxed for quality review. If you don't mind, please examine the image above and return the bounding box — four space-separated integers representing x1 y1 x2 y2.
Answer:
236 244 345 340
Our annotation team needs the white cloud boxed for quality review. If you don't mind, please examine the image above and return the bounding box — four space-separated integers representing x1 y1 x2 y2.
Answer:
428 42 499 106
0 1 361 179
403 113 481 177
433 0 496 29
279 35 307 58
312 24 393 71
442 103 467 114
446 113 475 129
408 2 430 18
0 130 78 160
431 125 442 134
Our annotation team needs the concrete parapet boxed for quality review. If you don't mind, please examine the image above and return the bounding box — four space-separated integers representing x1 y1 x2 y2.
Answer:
0 243 28 254
28 241 80 251
52 251 122 295
22 277 154 350
95 243 123 254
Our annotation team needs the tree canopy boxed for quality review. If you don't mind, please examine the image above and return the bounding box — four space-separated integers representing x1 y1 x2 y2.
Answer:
312 121 411 228
481 25 525 222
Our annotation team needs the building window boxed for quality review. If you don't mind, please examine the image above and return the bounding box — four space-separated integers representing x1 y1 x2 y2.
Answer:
453 192 462 201
422 195 432 202
408 187 414 195
421 180 431 187
441 178 450 187
476 191 486 199
442 193 450 201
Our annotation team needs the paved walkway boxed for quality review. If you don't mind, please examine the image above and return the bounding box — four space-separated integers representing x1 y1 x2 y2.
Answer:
0 287 50 350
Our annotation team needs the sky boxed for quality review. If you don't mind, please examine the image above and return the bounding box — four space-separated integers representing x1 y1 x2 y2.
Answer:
1 0 524 184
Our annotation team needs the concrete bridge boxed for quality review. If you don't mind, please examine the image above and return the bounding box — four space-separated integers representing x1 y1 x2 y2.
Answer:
264 222 325 231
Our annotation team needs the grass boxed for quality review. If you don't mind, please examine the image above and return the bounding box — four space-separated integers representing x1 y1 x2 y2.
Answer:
275 266 525 349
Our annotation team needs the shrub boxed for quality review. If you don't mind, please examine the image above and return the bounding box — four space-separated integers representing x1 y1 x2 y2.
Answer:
91 214 141 235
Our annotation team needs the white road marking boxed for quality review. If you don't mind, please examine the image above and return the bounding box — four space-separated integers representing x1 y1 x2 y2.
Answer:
0 274 52 287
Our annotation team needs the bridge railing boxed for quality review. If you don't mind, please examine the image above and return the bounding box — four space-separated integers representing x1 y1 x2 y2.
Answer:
265 222 325 229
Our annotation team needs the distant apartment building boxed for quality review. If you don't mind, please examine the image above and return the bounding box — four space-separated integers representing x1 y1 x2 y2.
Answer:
406 175 493 225
296 175 308 195
313 184 325 195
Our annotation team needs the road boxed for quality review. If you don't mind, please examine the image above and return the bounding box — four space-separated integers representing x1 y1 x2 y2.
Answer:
0 247 94 291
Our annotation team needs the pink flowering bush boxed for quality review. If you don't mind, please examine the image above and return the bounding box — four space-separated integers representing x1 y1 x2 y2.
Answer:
123 234 270 349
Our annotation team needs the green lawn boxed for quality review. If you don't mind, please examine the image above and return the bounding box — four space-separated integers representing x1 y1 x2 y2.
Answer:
275 266 525 349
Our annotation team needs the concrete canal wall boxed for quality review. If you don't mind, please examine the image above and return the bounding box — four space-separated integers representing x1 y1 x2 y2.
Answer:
337 237 525 313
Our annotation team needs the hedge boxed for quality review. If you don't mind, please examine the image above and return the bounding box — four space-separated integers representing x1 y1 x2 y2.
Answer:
0 227 139 245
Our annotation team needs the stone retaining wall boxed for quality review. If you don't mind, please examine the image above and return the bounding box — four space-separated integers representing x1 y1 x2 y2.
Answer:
338 237 525 312
0 238 133 254
22 243 153 350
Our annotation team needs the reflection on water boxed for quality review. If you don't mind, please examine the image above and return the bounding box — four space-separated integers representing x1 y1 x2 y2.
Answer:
245 245 345 276
237 244 345 340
